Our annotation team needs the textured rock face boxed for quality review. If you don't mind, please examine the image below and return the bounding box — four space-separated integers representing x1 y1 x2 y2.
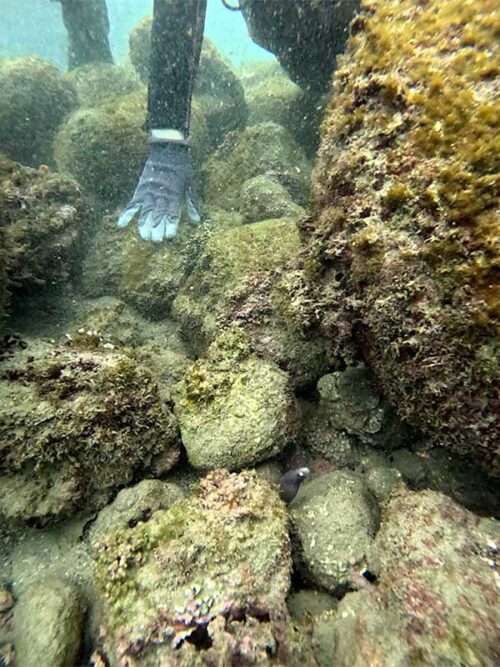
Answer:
290 471 380 594
304 0 499 475
0 56 77 167
64 62 141 108
89 479 185 543
172 217 301 352
13 577 85 667
174 328 296 470
241 0 360 92
325 489 500 666
0 341 179 524
202 122 311 212
81 211 203 318
93 470 311 666
240 175 304 224
0 156 87 318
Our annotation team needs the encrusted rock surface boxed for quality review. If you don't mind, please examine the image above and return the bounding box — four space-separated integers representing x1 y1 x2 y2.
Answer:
0 340 179 524
290 471 380 594
65 62 141 108
323 488 500 665
0 156 87 318
303 0 500 475
13 577 85 667
93 469 313 666
174 328 296 470
202 122 311 212
0 56 77 167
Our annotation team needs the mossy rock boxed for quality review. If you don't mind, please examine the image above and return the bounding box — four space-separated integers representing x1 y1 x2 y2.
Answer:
245 72 301 128
172 217 301 352
80 212 204 318
328 488 500 666
174 327 297 470
129 20 247 149
0 156 87 314
13 577 85 667
0 341 179 525
290 471 380 595
305 0 500 475
54 88 209 207
92 469 312 665
0 56 77 167
65 62 141 108
240 175 304 224
202 122 311 211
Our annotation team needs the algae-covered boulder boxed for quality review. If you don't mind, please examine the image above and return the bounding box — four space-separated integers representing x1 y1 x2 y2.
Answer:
245 71 302 128
54 87 208 207
130 19 247 149
81 212 203 318
174 327 297 470
290 471 380 594
172 217 301 352
203 122 311 211
240 175 304 224
93 469 312 665
53 89 147 208
305 0 500 475
326 488 500 666
0 156 87 311
241 0 360 93
0 340 179 525
0 56 77 167
89 479 184 544
13 577 85 667
65 62 141 108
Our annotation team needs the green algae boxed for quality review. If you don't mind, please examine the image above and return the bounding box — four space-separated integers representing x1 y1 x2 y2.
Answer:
93 470 299 665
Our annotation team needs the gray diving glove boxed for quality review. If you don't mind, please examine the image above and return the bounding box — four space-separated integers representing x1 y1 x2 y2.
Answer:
117 133 200 243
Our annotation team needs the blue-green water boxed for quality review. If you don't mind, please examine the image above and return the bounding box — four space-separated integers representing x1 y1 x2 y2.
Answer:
0 0 274 68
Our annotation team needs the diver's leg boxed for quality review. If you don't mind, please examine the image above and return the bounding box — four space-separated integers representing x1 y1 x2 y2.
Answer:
147 0 207 135
60 0 113 70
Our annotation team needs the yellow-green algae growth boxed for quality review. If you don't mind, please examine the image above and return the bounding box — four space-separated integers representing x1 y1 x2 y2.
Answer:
305 0 499 473
93 469 313 666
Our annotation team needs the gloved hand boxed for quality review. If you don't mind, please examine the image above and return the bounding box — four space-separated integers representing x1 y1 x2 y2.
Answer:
117 138 200 243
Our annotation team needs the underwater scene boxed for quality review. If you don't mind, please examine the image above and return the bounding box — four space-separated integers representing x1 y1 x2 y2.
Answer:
0 0 499 665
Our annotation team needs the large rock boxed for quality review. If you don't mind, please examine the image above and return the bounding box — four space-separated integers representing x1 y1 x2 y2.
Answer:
172 217 301 352
241 0 360 93
303 0 500 475
54 88 209 208
302 365 406 465
80 211 204 318
174 327 297 470
13 577 85 667
202 122 311 212
65 62 141 108
290 471 380 594
88 479 184 543
92 469 312 665
0 156 87 318
0 340 179 525
0 56 77 167
324 488 500 666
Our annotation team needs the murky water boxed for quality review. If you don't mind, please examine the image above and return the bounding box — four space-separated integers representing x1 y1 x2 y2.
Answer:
0 1 498 665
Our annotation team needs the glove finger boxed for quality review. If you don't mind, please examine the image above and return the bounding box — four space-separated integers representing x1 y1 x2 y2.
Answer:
185 177 201 224
165 214 180 240
117 202 141 228
139 211 154 241
151 215 167 243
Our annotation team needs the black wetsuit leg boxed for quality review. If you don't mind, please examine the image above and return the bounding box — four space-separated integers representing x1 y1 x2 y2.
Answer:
60 0 113 70
148 0 207 135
